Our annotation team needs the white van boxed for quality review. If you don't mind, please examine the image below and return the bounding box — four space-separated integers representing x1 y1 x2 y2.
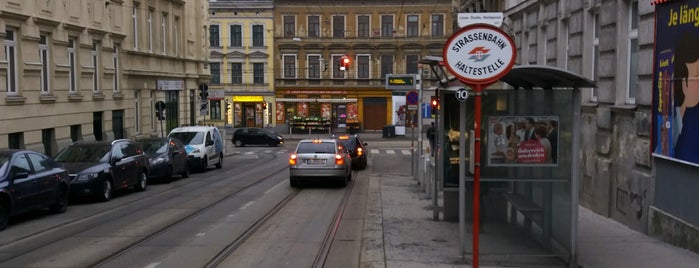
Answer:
168 126 224 171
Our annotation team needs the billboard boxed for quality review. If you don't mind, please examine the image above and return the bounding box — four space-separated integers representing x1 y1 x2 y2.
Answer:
486 116 559 166
652 0 699 165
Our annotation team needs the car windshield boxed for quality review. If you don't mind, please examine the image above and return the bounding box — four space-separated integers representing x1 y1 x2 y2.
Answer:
296 142 336 154
54 144 111 163
0 155 9 176
169 132 204 145
137 140 168 155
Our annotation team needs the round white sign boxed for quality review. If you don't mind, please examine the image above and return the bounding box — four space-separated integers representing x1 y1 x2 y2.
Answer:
443 24 516 84
455 88 469 102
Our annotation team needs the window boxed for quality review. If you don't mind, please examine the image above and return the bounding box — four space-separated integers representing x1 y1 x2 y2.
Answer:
357 15 369 37
8 132 23 149
407 15 419 37
252 25 264 47
381 15 393 37
231 63 242 84
381 55 393 79
230 25 242 47
591 10 600 101
132 5 139 50
284 55 296 78
134 91 140 134
174 16 179 55
332 55 344 79
113 45 120 93
308 55 321 79
210 62 220 84
253 63 264 84
431 14 444 37
4 29 17 94
70 124 82 142
283 15 295 37
148 9 153 51
333 15 345 38
68 38 77 94
210 24 220 47
39 34 50 95
42 128 54 157
210 100 221 120
92 42 100 93
308 16 320 38
357 55 370 79
406 54 419 74
161 13 167 54
626 0 639 104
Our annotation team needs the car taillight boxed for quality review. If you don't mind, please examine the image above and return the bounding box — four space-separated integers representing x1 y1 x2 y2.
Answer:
289 154 297 165
335 154 344 165
357 147 363 156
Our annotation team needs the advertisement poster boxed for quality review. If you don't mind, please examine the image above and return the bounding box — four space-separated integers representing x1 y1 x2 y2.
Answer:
652 0 699 164
346 103 358 123
321 103 331 119
391 96 406 135
487 116 559 166
276 102 285 123
296 102 308 117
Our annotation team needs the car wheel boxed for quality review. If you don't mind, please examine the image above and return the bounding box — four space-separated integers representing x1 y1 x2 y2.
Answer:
49 185 69 214
200 158 208 172
181 164 190 178
135 171 148 192
290 178 300 188
338 176 347 187
0 198 9 231
215 153 223 169
165 165 174 182
234 140 243 147
99 179 113 202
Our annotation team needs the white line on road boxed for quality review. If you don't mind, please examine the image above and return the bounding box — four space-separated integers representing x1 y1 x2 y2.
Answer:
240 201 254 210
245 151 255 155
196 233 206 237
371 149 379 154
401 149 412 155
386 150 395 154
144 262 161 268
265 180 287 195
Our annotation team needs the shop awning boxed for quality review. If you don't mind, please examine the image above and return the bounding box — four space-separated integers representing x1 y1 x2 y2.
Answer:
275 98 358 103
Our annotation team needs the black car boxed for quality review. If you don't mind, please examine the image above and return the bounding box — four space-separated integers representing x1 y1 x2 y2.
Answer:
332 134 368 170
136 137 189 181
232 127 284 147
0 149 70 231
54 139 149 202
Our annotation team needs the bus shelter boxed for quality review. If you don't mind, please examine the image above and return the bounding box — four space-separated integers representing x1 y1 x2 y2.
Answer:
436 65 596 266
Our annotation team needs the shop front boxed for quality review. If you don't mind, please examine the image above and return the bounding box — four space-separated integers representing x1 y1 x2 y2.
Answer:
274 88 392 134
229 95 269 128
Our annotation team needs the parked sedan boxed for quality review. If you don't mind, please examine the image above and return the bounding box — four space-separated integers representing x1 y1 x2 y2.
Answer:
332 134 368 170
232 127 284 147
54 139 149 202
0 149 70 231
289 139 352 188
135 137 190 181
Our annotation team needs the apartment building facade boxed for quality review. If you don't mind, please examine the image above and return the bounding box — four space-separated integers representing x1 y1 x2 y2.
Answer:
272 0 454 133
0 0 210 154
207 0 275 128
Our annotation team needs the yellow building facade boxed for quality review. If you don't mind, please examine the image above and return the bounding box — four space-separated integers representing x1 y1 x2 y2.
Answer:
207 0 275 128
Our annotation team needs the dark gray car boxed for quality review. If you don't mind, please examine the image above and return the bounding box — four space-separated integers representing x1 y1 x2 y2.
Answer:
232 127 284 147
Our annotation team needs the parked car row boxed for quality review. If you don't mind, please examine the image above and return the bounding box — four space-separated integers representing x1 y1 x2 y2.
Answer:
0 125 227 231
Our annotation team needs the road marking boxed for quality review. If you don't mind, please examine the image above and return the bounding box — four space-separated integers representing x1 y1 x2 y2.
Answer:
371 149 379 154
196 233 206 237
144 262 161 268
264 180 286 194
401 149 412 155
386 150 395 154
245 151 255 155
264 150 272 154
240 201 254 210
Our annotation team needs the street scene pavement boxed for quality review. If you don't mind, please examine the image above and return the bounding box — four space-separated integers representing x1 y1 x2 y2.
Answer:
224 128 699 267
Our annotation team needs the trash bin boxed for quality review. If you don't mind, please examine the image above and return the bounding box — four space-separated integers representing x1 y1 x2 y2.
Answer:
382 125 396 138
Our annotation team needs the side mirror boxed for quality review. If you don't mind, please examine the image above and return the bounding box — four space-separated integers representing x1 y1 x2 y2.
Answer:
12 171 30 180
363 142 368 146
206 140 214 146
110 157 122 166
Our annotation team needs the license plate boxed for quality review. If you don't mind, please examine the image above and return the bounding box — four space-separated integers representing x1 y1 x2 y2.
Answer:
307 159 325 165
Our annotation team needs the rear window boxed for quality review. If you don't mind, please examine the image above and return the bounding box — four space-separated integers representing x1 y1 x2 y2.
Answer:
296 142 336 154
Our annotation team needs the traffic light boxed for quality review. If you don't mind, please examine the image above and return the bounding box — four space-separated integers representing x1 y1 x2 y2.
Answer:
262 102 267 109
430 96 439 114
339 55 350 71
198 83 209 100
155 110 165 121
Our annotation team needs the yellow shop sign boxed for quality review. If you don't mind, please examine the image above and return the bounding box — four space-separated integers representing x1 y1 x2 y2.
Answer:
233 96 264 102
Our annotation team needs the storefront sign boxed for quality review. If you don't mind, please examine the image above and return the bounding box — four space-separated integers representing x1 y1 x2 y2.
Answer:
233 96 263 102
284 90 348 94
443 24 516 84
157 80 184 91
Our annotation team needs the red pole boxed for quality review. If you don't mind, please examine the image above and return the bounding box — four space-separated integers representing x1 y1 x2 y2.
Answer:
473 83 483 267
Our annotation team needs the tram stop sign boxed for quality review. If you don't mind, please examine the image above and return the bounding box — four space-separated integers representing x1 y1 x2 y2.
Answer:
406 90 419 110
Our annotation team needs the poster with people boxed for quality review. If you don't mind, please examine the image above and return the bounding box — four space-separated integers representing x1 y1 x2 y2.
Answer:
652 0 699 165
487 116 559 166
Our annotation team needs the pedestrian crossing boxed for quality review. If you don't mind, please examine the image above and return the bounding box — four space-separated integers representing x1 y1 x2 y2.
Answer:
232 148 417 156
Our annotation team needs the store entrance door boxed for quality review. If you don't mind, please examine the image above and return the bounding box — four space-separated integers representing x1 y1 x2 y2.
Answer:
363 97 387 130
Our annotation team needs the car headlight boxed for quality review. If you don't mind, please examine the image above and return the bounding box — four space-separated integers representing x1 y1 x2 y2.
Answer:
76 172 99 182
150 156 167 166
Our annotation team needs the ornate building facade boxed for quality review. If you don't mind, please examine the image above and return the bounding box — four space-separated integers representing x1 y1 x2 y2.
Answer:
0 0 210 154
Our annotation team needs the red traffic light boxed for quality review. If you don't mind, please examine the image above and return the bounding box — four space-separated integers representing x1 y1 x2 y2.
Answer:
339 55 350 71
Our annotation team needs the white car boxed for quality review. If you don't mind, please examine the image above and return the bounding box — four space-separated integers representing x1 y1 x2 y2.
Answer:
289 139 352 187
168 126 224 172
